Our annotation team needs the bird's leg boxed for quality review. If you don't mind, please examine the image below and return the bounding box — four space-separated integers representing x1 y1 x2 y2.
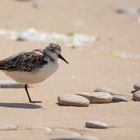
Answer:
24 84 42 103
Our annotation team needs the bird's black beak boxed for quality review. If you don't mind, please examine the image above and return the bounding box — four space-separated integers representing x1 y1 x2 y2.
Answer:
58 54 69 64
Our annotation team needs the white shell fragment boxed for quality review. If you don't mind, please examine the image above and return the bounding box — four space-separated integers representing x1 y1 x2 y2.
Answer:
57 94 90 107
0 28 96 47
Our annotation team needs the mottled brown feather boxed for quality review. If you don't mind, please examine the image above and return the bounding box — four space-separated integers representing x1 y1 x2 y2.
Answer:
0 50 48 72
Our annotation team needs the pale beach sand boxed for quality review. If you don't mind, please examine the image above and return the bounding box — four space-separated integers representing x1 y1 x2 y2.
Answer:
0 0 140 140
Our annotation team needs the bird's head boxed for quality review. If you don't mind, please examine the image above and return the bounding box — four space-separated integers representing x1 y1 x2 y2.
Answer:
43 43 69 64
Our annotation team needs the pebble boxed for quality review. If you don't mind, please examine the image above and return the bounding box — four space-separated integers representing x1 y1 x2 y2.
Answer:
94 87 127 102
134 83 140 90
77 92 112 103
51 135 99 140
133 91 140 101
57 94 90 107
112 94 128 102
116 5 138 14
85 120 108 129
0 124 18 131
0 80 27 88
131 83 140 93
94 87 118 95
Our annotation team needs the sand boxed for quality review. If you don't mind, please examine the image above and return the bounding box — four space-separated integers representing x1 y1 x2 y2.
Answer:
0 0 140 139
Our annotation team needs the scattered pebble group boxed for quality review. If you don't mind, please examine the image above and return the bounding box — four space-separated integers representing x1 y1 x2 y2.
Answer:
55 84 140 139
57 83 140 107
57 87 128 107
0 83 138 140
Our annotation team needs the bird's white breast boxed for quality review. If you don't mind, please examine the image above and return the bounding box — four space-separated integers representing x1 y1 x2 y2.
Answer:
4 61 59 84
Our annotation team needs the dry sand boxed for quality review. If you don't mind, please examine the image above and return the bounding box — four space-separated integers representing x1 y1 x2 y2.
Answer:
0 0 140 139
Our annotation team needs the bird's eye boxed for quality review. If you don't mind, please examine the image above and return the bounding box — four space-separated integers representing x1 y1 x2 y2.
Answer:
50 49 55 52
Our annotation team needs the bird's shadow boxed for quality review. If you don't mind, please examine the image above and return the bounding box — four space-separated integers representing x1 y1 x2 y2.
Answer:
0 102 42 109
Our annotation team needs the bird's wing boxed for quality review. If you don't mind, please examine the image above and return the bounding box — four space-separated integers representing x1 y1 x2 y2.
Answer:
0 50 47 72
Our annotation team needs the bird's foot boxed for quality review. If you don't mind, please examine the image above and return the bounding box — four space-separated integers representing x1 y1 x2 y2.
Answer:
30 100 42 103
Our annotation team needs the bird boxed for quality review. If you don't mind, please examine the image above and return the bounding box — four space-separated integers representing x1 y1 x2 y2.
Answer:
0 43 68 103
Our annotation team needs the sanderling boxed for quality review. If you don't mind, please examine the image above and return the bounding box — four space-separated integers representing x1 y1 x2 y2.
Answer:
0 43 68 103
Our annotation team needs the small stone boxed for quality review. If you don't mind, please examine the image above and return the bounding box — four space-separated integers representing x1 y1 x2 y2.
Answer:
133 91 140 101
112 94 128 102
94 87 118 95
77 92 112 103
85 121 108 129
116 6 138 14
0 80 27 88
51 135 99 140
131 83 140 93
94 87 127 102
57 94 90 107
134 83 140 90
0 124 18 131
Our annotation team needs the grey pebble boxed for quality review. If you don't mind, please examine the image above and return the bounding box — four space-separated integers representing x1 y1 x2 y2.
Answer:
85 120 108 129
94 87 118 95
77 92 112 103
57 94 90 107
116 5 138 14
51 135 99 140
134 83 140 90
94 87 127 102
112 94 128 102
133 91 140 101
131 83 140 93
